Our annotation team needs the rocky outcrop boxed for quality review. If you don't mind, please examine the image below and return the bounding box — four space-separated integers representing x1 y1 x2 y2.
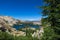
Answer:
0 16 18 26
0 16 26 36
32 27 44 39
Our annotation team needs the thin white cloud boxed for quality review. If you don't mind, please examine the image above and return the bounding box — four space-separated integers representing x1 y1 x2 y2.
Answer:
14 17 41 21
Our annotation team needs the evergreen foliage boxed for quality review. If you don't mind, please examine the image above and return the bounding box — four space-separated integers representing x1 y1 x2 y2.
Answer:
41 0 60 40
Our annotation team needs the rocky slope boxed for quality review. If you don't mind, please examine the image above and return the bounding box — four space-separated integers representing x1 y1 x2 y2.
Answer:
0 16 26 36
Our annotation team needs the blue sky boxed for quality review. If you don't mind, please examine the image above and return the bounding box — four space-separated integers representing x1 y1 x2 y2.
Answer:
0 0 43 21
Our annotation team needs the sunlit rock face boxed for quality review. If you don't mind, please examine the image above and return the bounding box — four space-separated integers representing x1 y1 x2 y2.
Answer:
0 16 18 26
32 27 44 39
0 16 26 36
32 21 41 25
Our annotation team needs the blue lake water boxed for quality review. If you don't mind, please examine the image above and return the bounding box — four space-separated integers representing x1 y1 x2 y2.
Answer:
13 24 40 30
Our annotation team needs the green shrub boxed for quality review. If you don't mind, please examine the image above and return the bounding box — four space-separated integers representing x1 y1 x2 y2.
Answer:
14 36 39 40
0 31 39 40
0 31 14 40
40 27 56 40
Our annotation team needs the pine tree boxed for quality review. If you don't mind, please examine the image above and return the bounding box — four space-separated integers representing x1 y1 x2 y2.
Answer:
41 0 60 40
